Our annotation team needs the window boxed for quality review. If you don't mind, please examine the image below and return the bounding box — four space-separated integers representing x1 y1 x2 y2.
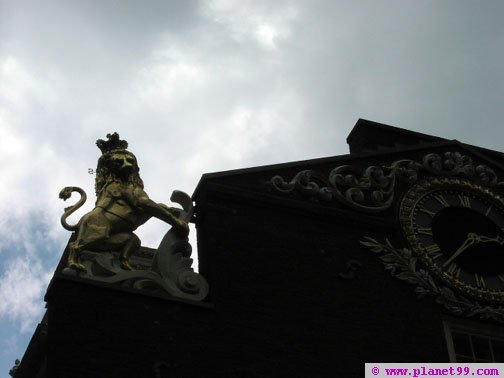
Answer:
444 319 504 362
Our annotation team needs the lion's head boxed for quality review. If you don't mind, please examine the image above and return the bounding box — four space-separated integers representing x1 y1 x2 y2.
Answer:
94 150 144 198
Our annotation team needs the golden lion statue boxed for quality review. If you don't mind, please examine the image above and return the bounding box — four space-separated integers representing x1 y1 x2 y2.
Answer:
59 133 188 272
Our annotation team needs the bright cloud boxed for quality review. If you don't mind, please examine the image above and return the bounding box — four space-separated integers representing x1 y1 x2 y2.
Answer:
185 89 304 175
0 57 35 106
202 0 298 49
255 23 280 49
0 256 51 332
0 56 59 109
0 116 67 252
135 56 207 106
0 111 29 185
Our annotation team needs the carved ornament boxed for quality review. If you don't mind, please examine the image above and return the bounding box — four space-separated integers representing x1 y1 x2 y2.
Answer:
270 152 503 212
360 237 504 322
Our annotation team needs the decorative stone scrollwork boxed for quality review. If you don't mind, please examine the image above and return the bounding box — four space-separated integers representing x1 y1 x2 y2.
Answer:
421 152 499 184
270 151 504 212
360 237 504 322
270 170 332 199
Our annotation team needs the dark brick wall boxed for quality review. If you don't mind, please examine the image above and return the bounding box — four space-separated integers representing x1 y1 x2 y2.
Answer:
194 188 450 377
45 279 217 378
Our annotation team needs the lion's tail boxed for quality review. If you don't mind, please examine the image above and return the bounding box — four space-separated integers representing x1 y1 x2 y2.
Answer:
59 186 87 231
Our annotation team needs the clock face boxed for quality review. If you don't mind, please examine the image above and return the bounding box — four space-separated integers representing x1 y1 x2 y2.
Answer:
400 177 504 303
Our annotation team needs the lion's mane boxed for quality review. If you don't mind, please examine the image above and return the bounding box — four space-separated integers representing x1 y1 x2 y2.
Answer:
94 150 145 202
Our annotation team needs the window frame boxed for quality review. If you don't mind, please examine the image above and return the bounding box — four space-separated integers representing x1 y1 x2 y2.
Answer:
443 318 504 362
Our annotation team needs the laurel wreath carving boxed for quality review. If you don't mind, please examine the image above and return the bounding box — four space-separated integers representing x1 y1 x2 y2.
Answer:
360 236 504 322
270 152 504 212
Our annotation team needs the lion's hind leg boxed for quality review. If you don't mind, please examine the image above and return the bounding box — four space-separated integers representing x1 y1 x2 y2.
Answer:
68 213 110 272
67 210 111 272
68 232 106 272
118 233 140 271
67 242 87 272
91 232 141 271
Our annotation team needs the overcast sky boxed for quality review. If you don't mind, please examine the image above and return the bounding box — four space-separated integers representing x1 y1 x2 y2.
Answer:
1 0 504 373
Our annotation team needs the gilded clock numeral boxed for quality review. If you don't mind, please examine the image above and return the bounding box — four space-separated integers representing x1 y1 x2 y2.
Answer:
458 194 471 208
417 227 433 236
424 244 440 253
447 263 461 278
424 244 442 260
434 194 450 208
475 274 486 288
418 206 436 217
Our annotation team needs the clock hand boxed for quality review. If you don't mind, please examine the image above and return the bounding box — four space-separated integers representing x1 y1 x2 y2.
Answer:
442 233 479 268
442 234 504 269
475 235 504 245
